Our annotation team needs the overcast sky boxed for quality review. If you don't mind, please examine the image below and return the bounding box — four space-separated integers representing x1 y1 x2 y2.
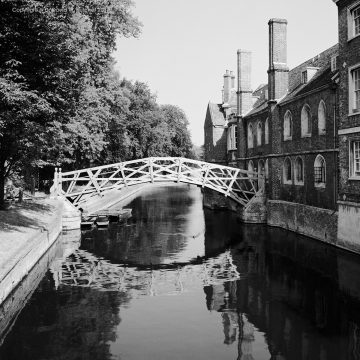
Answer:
114 0 338 146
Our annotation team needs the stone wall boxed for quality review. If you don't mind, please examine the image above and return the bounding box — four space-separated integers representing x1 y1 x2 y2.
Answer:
337 201 360 252
267 200 338 245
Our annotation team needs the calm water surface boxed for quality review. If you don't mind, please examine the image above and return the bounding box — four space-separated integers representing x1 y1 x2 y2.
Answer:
1 185 360 359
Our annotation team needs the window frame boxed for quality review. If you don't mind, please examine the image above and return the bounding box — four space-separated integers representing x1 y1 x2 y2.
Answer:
248 160 255 178
283 157 293 185
348 2 360 41
257 121 262 146
265 118 269 144
314 155 326 188
235 125 238 150
349 139 360 180
283 111 293 141
248 123 254 149
349 64 360 115
301 104 312 138
318 100 326 135
294 156 304 185
301 70 308 84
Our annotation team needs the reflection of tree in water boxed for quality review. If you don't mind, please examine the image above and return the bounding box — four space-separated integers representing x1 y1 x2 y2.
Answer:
82 185 200 266
0 271 129 360
204 223 360 360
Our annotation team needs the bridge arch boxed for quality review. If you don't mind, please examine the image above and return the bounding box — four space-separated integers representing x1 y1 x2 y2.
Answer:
52 157 263 209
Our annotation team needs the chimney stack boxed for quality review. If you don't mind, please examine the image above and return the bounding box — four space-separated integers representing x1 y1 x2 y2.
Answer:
230 71 235 89
237 49 252 116
223 70 231 104
268 18 289 101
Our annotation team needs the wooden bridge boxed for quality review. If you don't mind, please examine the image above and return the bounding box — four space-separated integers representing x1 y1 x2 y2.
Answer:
52 157 263 208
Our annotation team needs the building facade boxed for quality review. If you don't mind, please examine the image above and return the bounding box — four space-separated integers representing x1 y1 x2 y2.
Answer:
204 3 360 251
334 0 360 248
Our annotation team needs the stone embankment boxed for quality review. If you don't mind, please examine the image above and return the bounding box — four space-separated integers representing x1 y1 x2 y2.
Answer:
0 184 148 306
0 198 64 305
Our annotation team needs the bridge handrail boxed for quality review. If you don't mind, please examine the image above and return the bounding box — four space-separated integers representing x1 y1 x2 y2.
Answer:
59 157 259 178
53 157 264 208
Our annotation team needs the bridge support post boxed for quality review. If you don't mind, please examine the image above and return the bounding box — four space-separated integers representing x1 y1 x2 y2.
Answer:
238 192 267 224
58 168 62 196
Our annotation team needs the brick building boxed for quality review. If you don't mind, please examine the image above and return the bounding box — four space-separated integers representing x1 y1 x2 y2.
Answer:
204 5 360 249
333 0 360 247
204 70 237 164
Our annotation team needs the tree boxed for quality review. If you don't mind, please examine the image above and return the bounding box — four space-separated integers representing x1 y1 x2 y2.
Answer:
160 104 194 158
0 0 141 208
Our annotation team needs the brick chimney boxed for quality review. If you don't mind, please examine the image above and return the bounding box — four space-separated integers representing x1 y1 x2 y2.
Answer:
230 71 235 89
237 49 252 116
268 18 289 101
223 70 231 104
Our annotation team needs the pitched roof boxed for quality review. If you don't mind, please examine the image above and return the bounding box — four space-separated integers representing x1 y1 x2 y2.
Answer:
279 44 339 105
208 102 226 126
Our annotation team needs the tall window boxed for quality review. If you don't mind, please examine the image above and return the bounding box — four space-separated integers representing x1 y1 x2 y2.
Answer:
227 125 237 151
257 121 262 146
314 155 326 187
248 160 255 178
235 125 238 149
301 105 312 137
265 159 269 179
283 157 292 184
265 118 269 144
349 4 360 39
350 140 360 178
248 123 254 149
258 160 265 190
301 70 308 84
294 157 304 185
354 6 360 36
284 111 292 140
350 67 360 113
227 127 231 151
318 101 326 135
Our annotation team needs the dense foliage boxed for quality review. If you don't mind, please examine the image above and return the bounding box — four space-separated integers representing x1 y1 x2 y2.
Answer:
0 0 194 208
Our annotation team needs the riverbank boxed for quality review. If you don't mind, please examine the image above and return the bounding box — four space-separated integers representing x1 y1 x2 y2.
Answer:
0 198 63 304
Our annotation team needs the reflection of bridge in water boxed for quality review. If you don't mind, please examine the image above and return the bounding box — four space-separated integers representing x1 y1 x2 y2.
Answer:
50 249 241 296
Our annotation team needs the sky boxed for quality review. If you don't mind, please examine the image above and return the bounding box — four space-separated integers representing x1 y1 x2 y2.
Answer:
114 0 338 146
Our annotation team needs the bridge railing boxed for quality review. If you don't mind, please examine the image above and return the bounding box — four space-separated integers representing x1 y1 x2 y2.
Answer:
51 157 264 208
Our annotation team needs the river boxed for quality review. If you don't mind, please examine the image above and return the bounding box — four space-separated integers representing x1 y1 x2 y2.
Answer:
0 184 360 359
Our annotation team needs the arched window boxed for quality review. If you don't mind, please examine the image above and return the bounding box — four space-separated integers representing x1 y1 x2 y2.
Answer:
265 159 269 179
248 123 254 149
248 160 255 178
318 100 326 135
265 118 269 144
258 160 265 190
294 157 304 185
314 155 326 187
301 105 312 137
257 121 262 146
284 111 293 140
283 157 292 184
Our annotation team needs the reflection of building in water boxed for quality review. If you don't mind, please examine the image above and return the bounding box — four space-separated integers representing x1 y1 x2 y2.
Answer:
205 224 360 360
205 281 257 360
